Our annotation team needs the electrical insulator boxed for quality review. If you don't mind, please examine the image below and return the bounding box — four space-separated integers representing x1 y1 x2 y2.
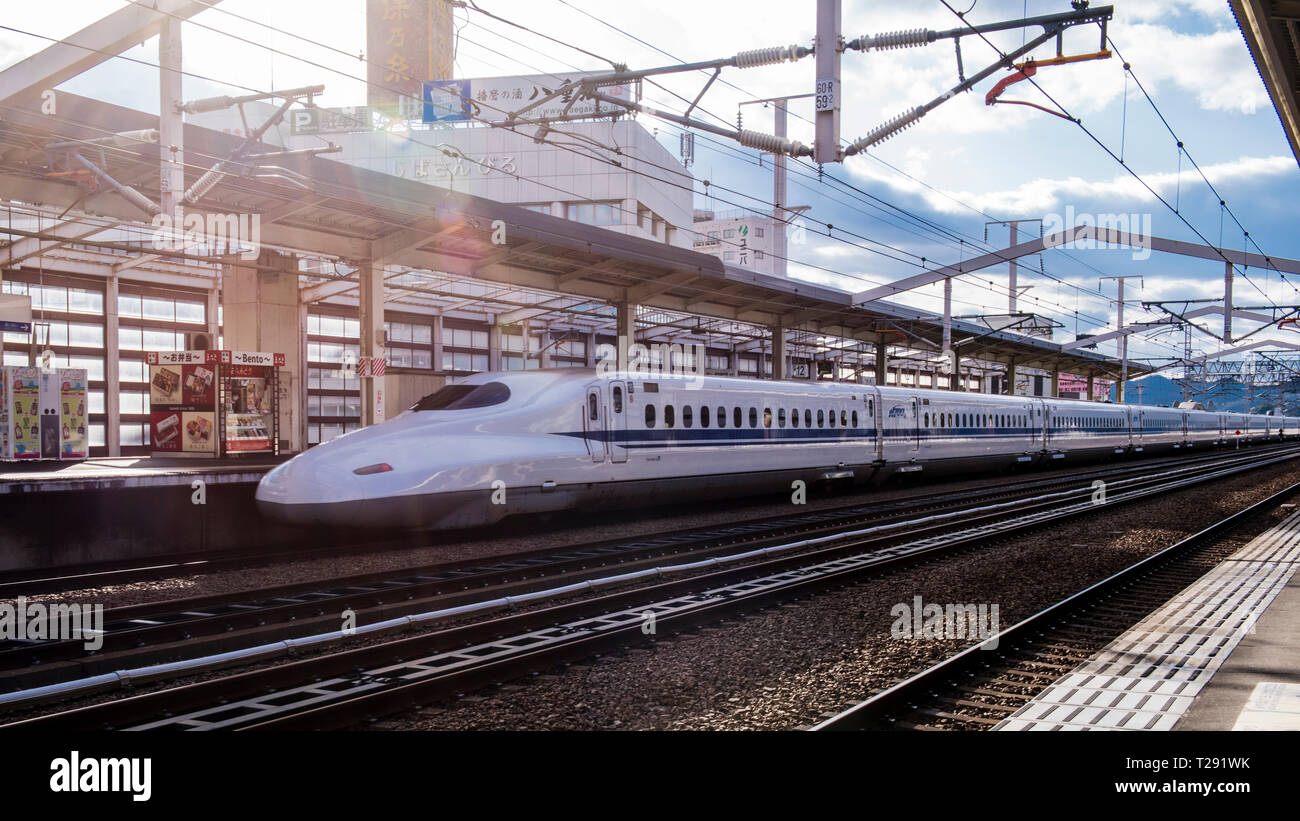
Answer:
733 44 809 69
855 29 936 51
845 108 926 155
736 130 807 157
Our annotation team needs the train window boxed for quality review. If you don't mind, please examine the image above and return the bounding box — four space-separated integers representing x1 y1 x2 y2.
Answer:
829 409 837 428
665 405 675 428
612 386 623 414
718 406 726 428
645 405 655 428
683 405 693 427
792 408 800 428
805 409 812 427
701 406 710 428
750 408 759 428
589 393 599 421
763 408 772 428
774 408 784 428
869 400 874 416
412 381 511 411
817 409 825 427
841 410 848 427
924 412 930 427
852 410 859 428
735 407 743 428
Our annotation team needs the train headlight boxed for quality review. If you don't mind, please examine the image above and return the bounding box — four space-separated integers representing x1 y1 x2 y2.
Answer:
353 462 394 475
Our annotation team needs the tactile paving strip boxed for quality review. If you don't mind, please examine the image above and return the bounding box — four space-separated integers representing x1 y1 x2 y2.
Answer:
995 510 1300 731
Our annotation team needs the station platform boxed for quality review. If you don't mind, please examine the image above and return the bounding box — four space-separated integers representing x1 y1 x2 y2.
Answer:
993 508 1300 731
0 455 283 494
0 454 329 574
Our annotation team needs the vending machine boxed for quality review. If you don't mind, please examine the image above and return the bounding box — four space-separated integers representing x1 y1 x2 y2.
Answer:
0 366 88 461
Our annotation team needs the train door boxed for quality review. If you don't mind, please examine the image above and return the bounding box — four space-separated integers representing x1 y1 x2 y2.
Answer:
867 390 883 462
1135 410 1144 447
1026 400 1040 450
1181 412 1189 446
1044 403 1055 450
608 381 628 463
584 385 606 463
910 396 921 453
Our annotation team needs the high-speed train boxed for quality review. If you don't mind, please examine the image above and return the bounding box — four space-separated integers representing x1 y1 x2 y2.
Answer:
255 369 1296 530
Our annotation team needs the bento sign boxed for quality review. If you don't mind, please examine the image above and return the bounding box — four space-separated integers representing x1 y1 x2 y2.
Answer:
229 351 285 367
145 350 283 366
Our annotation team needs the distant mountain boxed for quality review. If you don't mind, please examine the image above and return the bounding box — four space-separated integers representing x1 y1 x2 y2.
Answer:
1107 374 1299 414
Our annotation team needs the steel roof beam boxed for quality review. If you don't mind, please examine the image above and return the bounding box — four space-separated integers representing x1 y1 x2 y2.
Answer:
0 0 220 107
852 224 1300 304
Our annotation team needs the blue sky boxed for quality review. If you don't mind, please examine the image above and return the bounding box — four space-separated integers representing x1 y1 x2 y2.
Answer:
2 0 1296 370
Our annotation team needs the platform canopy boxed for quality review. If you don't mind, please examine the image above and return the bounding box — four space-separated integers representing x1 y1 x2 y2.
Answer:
0 91 1138 381
1233 0 1300 167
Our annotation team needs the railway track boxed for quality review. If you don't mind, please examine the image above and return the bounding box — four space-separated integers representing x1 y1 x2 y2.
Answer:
0 443 1284 599
0 446 1286 691
5 444 1296 730
810 479 1300 731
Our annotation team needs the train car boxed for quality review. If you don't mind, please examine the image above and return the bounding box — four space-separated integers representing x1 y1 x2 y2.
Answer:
256 369 1282 531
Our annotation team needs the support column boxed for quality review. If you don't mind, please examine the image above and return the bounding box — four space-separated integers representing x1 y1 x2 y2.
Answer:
205 285 219 344
1086 372 1095 402
488 322 502 372
874 340 887 386
1004 357 1018 396
432 315 444 372
538 324 553 368
771 324 786 381
584 331 595 367
728 344 738 377
357 260 386 428
1051 368 1061 399
105 274 120 456
614 302 636 348
223 251 305 452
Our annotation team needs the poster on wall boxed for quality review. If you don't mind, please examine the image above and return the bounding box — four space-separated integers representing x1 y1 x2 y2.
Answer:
149 357 218 456
8 367 40 459
58 368 87 459
182 412 215 453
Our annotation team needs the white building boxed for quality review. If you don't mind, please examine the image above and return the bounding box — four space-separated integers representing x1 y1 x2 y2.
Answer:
690 209 779 275
191 104 693 248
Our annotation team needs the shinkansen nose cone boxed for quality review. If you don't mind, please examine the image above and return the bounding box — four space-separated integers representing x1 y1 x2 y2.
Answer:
256 377 529 529
255 418 430 526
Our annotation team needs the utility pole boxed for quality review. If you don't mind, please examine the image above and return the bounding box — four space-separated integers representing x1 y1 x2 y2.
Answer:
774 98 789 275
943 275 956 390
814 0 842 164
158 17 184 221
1101 275 1143 403
985 218 1042 316
1224 260 1234 343
740 93 813 276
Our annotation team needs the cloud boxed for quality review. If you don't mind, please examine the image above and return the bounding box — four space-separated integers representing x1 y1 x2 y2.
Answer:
845 152 1294 217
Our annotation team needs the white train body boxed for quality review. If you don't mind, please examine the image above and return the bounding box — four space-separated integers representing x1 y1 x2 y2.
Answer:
255 369 1295 530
